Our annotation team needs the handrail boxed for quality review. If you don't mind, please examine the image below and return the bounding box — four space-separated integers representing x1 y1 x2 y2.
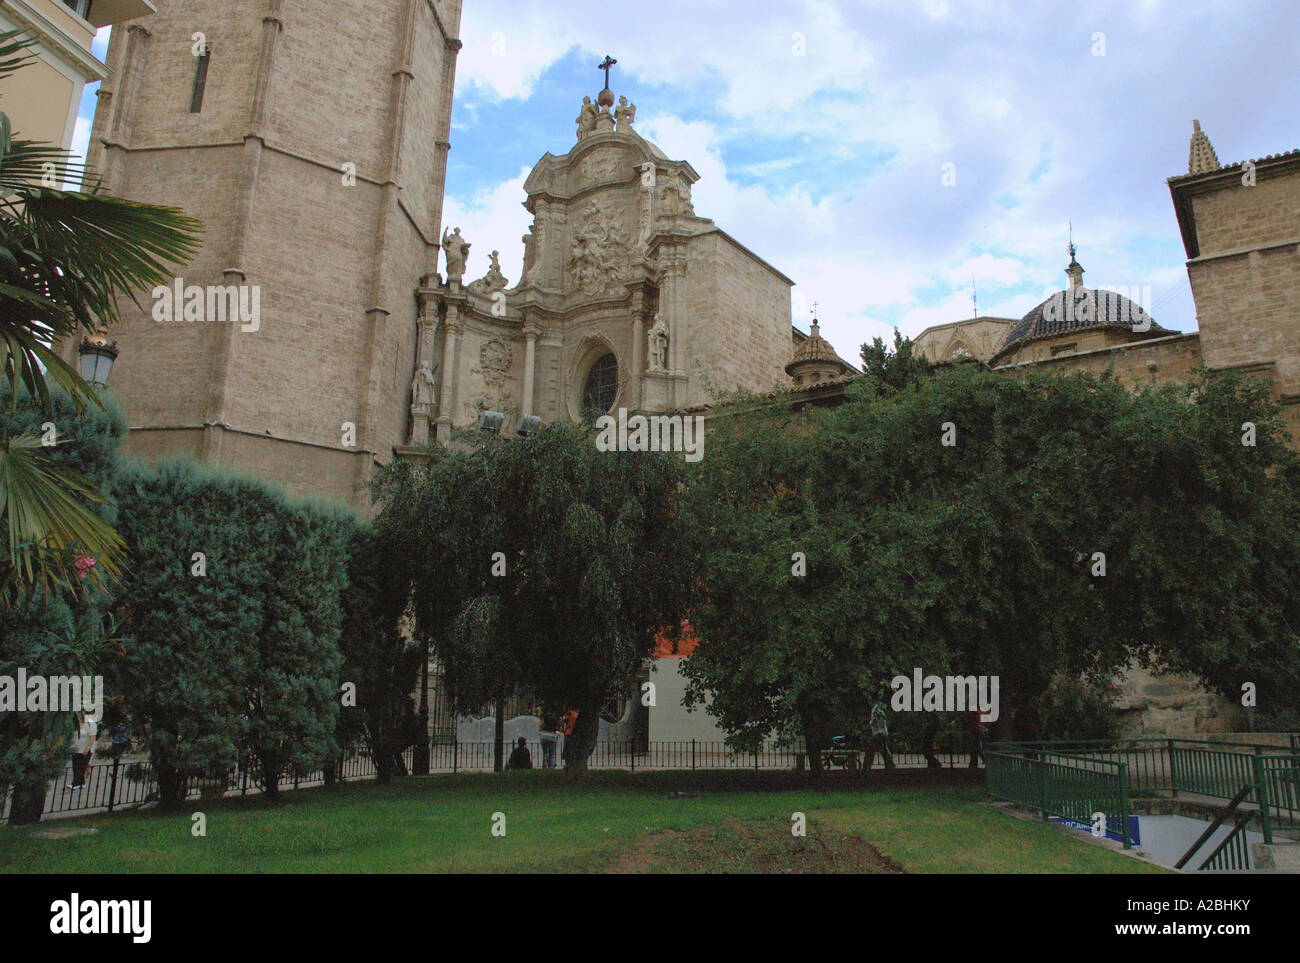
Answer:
984 747 1128 767
1174 784 1254 870
993 738 1288 752
1198 811 1256 872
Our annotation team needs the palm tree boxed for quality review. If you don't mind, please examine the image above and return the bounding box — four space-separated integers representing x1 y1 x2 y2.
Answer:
0 29 202 604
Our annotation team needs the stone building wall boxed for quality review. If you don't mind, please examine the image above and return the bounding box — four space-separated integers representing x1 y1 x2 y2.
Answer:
72 0 462 510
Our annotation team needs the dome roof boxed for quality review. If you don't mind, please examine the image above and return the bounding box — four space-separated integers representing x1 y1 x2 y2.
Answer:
992 258 1171 362
786 320 840 373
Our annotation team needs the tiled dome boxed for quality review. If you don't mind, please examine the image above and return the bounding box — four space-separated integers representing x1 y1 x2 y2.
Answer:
786 320 839 371
993 257 1170 362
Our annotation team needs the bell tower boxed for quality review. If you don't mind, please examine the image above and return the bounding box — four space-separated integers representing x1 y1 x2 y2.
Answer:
76 0 463 507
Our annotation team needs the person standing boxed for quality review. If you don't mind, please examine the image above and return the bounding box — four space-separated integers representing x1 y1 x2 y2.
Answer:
506 736 532 770
111 721 131 761
68 713 97 790
559 709 577 767
539 708 560 769
867 697 894 769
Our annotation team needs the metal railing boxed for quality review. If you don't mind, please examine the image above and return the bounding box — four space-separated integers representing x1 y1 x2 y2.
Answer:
1175 785 1255 871
986 747 1133 847
5 733 982 823
987 738 1300 851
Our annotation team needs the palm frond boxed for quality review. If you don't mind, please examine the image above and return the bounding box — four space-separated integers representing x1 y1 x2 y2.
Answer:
0 432 124 607
0 30 38 80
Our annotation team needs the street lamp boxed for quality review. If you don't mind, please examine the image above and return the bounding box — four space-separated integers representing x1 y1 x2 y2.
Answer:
478 410 504 434
517 414 541 437
78 328 119 387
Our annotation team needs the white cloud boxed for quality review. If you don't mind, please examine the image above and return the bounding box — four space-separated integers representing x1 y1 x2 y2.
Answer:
445 0 1298 353
440 167 533 284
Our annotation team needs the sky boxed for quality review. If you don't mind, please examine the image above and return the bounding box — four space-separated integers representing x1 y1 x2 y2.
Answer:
73 1 1300 364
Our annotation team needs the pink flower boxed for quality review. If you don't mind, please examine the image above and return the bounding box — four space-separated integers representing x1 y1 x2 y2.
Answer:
74 555 97 579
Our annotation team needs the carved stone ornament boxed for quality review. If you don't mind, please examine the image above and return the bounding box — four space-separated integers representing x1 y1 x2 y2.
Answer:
578 148 622 186
568 203 629 297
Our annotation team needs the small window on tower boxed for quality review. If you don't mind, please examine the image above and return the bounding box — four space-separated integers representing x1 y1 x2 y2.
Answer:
190 44 212 113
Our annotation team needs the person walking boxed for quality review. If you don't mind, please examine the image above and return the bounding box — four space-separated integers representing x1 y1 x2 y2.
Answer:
68 713 97 790
866 696 894 770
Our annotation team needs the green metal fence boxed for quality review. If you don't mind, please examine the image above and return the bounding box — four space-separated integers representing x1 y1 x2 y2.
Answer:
986 747 1132 847
988 738 1300 849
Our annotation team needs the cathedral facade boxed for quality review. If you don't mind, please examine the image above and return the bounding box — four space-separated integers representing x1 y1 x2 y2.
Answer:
403 84 799 458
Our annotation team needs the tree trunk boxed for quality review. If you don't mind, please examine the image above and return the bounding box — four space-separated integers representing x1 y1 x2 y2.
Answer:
494 697 505 772
257 751 280 801
156 763 188 809
562 695 602 778
376 737 394 785
8 779 47 824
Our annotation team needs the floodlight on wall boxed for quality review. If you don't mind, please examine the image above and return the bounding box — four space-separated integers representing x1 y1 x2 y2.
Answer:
517 414 541 437
78 328 119 387
478 410 504 434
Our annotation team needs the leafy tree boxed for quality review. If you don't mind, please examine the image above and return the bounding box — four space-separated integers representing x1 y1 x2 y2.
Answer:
245 495 350 799
336 525 421 784
0 385 125 821
858 328 931 393
683 365 1300 768
378 424 699 775
111 461 351 805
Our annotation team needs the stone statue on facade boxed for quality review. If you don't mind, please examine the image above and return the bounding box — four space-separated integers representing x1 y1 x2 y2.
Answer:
441 226 470 282
575 96 597 140
408 359 439 445
647 314 669 372
471 250 509 293
615 95 636 130
410 359 438 408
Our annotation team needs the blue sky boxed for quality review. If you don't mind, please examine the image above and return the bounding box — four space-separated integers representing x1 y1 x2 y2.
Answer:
75 1 1300 363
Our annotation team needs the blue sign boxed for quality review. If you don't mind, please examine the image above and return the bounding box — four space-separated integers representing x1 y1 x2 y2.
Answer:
1050 814 1141 846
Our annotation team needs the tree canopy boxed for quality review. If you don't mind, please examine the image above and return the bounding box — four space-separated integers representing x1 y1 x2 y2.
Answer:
682 364 1300 765
375 423 700 773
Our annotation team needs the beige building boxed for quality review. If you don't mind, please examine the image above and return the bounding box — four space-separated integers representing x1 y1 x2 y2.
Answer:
912 122 1300 733
404 80 799 457
915 121 1300 447
0 0 152 151
64 0 463 507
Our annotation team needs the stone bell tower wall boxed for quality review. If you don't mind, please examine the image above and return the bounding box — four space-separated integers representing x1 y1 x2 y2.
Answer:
75 0 462 509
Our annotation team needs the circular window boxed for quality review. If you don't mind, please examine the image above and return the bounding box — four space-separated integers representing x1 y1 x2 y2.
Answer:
581 352 619 414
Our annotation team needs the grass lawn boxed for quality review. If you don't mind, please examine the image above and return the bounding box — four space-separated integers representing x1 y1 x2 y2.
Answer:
0 771 1168 874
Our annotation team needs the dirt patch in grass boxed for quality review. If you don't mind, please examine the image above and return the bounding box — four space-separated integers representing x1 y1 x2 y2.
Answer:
607 819 904 874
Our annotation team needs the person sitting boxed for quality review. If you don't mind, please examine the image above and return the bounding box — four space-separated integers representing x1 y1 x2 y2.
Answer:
506 736 532 771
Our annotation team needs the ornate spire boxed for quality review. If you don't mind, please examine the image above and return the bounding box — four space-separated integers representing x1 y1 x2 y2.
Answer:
1065 223 1083 289
1188 119 1221 175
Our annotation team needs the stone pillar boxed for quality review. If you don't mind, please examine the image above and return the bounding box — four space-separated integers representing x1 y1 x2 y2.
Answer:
630 290 645 410
522 319 540 416
436 306 461 443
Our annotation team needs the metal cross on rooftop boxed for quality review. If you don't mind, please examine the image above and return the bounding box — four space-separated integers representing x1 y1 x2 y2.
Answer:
598 55 617 90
